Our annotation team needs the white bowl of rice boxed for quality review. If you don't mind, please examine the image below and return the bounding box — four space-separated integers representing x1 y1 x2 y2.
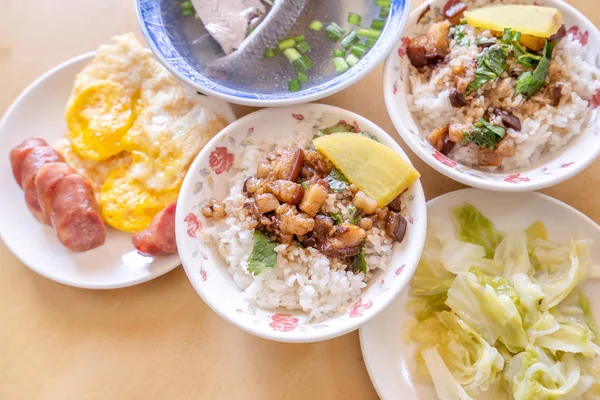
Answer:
175 104 427 342
384 0 600 191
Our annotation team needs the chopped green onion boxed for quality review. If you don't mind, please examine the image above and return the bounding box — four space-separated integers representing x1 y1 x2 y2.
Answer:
365 38 378 48
376 0 390 6
309 20 323 31
348 12 362 26
181 1 193 10
294 35 305 43
341 31 358 49
263 48 277 58
181 9 194 16
346 54 359 67
350 43 367 58
288 78 302 92
379 6 390 18
296 55 313 71
325 23 345 42
278 37 296 51
332 49 346 57
357 28 381 39
371 19 385 30
298 72 308 83
333 57 349 74
284 49 313 72
296 40 311 54
283 48 301 61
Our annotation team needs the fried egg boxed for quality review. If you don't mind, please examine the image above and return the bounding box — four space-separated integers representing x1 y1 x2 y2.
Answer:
100 166 179 233
61 33 228 233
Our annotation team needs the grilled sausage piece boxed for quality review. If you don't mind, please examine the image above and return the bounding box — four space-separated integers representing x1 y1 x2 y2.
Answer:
20 146 64 224
132 202 178 256
10 138 49 187
35 162 77 225
51 174 105 252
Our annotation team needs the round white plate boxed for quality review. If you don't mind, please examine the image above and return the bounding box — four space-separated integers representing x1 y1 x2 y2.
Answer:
0 52 236 289
359 188 600 399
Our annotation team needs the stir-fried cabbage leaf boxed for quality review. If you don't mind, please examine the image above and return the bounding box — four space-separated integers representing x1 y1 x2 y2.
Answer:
410 311 504 396
535 239 592 310
506 346 594 399
406 203 600 399
446 269 528 353
494 231 532 278
453 203 504 258
439 235 504 276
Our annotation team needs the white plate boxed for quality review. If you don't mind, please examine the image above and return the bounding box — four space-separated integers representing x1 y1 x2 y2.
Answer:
359 188 600 399
0 52 236 289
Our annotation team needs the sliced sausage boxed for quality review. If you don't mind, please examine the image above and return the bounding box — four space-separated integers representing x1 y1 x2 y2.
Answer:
10 138 48 187
51 174 105 252
21 147 64 224
35 163 77 225
132 202 178 256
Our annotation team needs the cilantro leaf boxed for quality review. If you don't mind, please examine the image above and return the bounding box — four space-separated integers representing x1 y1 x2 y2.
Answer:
326 167 349 192
514 40 557 98
247 231 277 276
451 24 470 47
347 205 361 225
462 118 506 150
465 44 508 95
351 248 367 274
501 28 543 68
501 28 521 44
327 212 344 225
359 131 379 142
515 71 533 96
527 39 557 97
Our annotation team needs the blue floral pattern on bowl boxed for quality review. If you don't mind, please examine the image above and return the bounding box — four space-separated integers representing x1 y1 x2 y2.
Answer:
136 0 410 105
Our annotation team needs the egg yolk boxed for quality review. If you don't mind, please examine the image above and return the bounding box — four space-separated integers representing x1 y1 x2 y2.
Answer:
99 165 179 233
66 80 139 161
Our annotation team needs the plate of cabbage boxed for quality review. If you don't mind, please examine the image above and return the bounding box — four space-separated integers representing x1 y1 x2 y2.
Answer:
360 188 600 400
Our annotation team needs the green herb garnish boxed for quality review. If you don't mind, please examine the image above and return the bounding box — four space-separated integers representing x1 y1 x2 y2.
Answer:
247 231 278 275
451 24 470 47
351 248 367 274
461 118 506 150
501 28 542 68
347 205 361 225
326 167 349 192
327 212 344 225
475 36 496 46
515 39 557 98
465 44 508 95
359 131 379 142
322 123 356 135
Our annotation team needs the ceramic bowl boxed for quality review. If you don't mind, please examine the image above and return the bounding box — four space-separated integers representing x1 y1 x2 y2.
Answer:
136 0 411 107
175 103 427 342
383 0 600 191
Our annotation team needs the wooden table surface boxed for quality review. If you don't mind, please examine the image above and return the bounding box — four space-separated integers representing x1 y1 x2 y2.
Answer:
1 0 598 398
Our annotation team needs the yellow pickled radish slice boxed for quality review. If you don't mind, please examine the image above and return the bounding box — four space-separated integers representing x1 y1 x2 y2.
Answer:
313 133 420 207
465 5 563 39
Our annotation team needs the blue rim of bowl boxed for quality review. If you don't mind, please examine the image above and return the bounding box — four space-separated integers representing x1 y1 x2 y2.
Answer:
136 0 411 106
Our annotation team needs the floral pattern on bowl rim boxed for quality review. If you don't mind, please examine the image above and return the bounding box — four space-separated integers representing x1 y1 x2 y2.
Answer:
383 0 600 191
175 104 427 342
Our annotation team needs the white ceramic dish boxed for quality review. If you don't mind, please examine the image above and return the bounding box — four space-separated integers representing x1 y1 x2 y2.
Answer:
359 188 600 399
383 0 600 191
175 103 427 342
0 52 235 289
